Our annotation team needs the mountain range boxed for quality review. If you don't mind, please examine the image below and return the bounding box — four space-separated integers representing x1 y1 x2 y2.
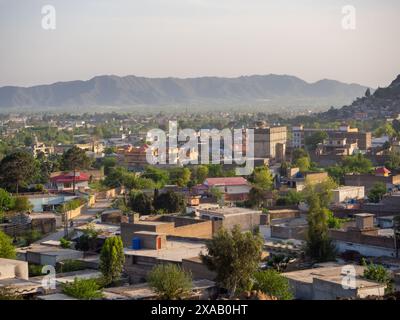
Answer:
0 74 370 112
320 74 400 120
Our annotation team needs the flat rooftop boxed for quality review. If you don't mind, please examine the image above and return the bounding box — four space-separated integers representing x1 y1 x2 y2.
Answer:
102 279 215 300
124 239 206 262
333 186 364 191
198 207 261 217
271 216 308 227
283 264 383 289
30 269 102 285
17 244 82 257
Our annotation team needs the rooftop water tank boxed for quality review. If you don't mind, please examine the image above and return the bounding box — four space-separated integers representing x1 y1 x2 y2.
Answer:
132 237 141 250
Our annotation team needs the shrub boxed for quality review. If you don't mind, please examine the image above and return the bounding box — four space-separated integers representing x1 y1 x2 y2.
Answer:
99 236 125 285
148 264 192 300
253 269 293 300
62 278 103 300
0 231 16 259
362 259 394 294
28 264 45 277
22 230 43 245
60 237 72 249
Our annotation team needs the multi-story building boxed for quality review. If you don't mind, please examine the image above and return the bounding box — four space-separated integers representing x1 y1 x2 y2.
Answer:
315 137 358 156
253 124 287 160
292 124 371 151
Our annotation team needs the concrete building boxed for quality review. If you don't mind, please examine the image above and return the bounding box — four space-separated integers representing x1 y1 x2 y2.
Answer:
102 279 217 300
292 124 371 151
261 214 308 241
0 258 43 296
332 186 365 204
284 263 386 300
344 169 400 192
118 144 149 170
329 213 397 257
286 171 329 191
315 138 358 156
203 177 251 201
26 193 77 212
121 215 213 248
253 125 287 160
197 206 262 233
17 244 84 266
124 239 207 283
49 172 90 192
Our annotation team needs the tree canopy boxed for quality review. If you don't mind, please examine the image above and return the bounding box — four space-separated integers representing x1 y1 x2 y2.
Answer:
148 264 193 300
200 225 264 297
253 269 293 300
0 150 38 193
0 231 16 259
99 236 125 285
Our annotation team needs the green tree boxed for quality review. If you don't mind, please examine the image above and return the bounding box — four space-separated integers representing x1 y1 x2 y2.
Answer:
61 146 91 192
99 236 125 285
326 210 345 229
303 177 337 208
295 156 311 173
253 269 293 300
153 191 185 213
305 131 328 150
362 259 393 294
200 225 264 297
62 278 103 300
209 186 224 203
0 189 14 212
305 194 336 262
196 165 209 184
148 264 193 300
374 123 396 138
142 166 169 188
292 148 309 163
0 150 37 194
129 190 154 215
251 167 273 191
384 151 400 171
248 186 265 208
342 154 373 174
13 196 33 213
368 182 387 203
169 167 191 187
0 231 16 259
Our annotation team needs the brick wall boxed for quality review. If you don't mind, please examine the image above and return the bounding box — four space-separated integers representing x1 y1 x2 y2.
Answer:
329 229 395 249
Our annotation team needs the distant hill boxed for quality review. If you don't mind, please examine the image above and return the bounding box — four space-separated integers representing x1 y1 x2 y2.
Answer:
0 74 370 112
320 74 400 120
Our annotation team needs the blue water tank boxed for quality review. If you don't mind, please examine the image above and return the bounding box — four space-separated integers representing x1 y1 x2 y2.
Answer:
132 237 141 250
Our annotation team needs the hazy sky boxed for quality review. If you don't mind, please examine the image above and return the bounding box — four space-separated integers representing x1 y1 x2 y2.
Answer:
0 0 399 88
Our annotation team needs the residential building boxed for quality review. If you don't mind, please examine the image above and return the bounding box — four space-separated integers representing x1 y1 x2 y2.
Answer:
0 258 43 297
49 172 90 192
197 206 262 233
202 177 251 201
253 124 287 160
332 186 365 204
329 213 397 257
292 124 371 151
344 167 400 192
315 137 358 156
284 263 386 300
